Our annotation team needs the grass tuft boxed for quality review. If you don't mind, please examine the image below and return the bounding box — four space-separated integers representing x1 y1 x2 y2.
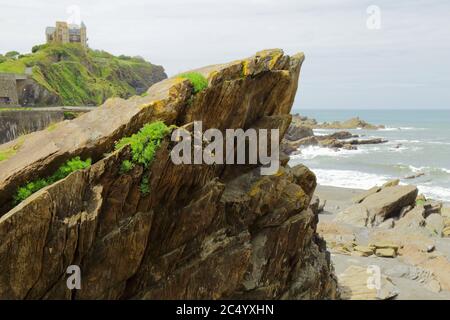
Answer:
115 121 171 168
13 157 91 205
120 160 135 174
115 121 172 195
178 72 208 94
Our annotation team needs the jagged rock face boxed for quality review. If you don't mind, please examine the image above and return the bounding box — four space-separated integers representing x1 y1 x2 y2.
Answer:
0 49 338 300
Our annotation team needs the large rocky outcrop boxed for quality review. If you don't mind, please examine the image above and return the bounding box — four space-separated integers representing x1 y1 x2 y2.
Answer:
0 49 338 299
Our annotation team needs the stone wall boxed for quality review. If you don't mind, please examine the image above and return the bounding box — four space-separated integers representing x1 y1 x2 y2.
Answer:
0 110 65 144
0 74 19 106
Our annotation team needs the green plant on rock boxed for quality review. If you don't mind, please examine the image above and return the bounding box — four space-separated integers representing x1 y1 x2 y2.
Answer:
63 111 78 120
140 176 150 195
115 121 171 168
13 156 91 205
178 72 208 94
120 160 134 174
416 199 425 206
115 121 172 195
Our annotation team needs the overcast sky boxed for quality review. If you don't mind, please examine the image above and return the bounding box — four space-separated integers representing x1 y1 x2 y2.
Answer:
1 0 449 109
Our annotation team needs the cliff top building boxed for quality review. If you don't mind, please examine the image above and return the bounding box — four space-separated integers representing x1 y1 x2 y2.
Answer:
46 21 87 48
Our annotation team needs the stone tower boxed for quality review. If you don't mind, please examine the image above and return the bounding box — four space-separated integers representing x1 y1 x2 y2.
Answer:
80 22 87 48
55 21 69 44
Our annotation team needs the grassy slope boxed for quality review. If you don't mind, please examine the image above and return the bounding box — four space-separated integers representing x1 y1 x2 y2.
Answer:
0 44 165 106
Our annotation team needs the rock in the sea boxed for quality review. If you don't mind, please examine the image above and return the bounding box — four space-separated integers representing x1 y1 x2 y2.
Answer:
338 266 398 300
347 138 388 145
316 117 385 130
405 173 425 180
294 136 319 147
342 144 357 150
327 131 356 140
0 50 339 300
290 115 384 130
284 124 314 141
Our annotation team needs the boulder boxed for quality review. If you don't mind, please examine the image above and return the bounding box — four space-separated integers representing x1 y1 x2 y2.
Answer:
351 186 381 204
382 179 400 188
399 205 413 218
337 185 418 227
335 205 370 227
362 185 418 224
425 214 444 236
423 201 443 217
327 131 356 140
395 206 426 230
378 218 395 229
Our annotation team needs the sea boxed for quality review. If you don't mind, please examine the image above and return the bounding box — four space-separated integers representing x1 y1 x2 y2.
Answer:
288 109 450 202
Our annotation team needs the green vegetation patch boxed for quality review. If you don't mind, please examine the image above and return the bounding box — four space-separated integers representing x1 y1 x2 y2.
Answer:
13 157 91 205
178 72 208 94
1 43 164 106
115 121 172 194
416 199 425 206
115 121 171 168
0 138 24 162
63 111 79 120
0 147 17 162
120 160 135 174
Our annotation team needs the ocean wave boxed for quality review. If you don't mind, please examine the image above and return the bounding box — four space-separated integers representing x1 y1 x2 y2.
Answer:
311 168 450 202
426 141 450 146
312 129 335 136
380 126 426 131
311 168 390 190
390 139 422 144
417 185 450 203
396 164 450 175
290 146 367 160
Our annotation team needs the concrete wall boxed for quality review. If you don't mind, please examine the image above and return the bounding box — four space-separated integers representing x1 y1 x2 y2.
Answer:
0 74 19 106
